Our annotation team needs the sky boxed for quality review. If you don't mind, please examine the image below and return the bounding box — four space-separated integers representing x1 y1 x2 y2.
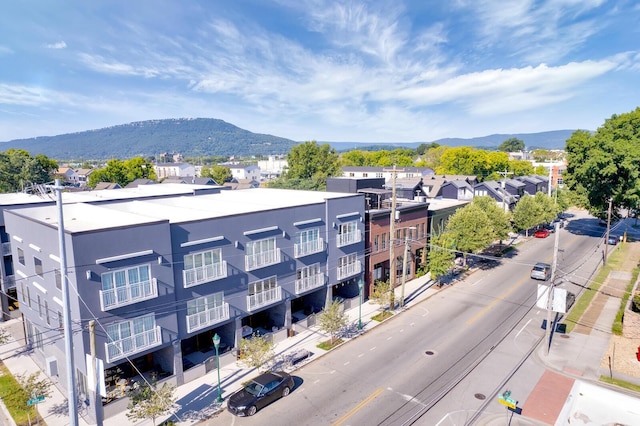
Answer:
1 1 639 144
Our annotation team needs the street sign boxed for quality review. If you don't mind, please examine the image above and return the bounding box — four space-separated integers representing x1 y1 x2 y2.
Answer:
27 395 45 406
498 390 517 410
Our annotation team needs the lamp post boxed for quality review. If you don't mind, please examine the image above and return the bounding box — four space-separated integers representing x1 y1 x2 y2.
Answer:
358 279 363 330
212 333 223 403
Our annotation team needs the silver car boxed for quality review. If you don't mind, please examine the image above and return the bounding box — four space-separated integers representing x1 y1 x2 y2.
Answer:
531 262 551 280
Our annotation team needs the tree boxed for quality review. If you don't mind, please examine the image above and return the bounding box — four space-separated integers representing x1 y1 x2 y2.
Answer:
16 372 52 423
436 147 509 180
564 108 640 217
201 165 232 184
123 157 156 182
444 203 495 264
0 328 8 344
318 300 349 345
239 333 276 370
416 142 440 156
370 279 393 310
534 192 558 223
471 196 512 241
88 157 155 188
127 382 178 426
280 141 341 190
427 232 456 283
512 194 542 236
0 149 58 193
498 137 525 152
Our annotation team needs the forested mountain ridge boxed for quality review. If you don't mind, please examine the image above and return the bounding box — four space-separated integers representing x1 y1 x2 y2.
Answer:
1 118 577 161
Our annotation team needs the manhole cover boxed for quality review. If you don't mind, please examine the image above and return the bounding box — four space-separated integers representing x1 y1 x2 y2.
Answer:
475 393 486 400
425 350 435 356
561 334 570 339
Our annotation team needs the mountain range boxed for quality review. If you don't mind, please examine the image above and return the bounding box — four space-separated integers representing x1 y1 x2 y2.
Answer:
0 118 577 161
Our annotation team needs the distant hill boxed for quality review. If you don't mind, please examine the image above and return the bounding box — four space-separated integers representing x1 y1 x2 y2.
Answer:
0 118 579 161
0 118 297 160
326 130 578 152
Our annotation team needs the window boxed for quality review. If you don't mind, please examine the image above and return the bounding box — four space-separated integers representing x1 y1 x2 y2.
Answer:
100 264 156 310
186 292 229 333
34 257 43 278
376 173 383 178
362 173 368 177
337 221 360 247
247 276 281 310
57 311 63 329
21 283 26 303
55 269 62 290
374 235 379 253
26 286 31 308
295 263 323 293
382 233 387 250
295 228 323 257
37 295 42 318
183 248 226 287
17 248 25 266
45 301 50 325
245 237 280 270
106 314 159 362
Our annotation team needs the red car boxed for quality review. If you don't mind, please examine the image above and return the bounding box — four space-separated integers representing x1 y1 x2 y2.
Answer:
534 229 550 238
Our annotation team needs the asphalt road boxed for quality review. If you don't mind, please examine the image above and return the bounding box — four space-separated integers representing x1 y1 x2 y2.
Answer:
219 211 610 426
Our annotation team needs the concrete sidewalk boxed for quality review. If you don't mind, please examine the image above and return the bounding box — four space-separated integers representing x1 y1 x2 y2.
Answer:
0 273 443 426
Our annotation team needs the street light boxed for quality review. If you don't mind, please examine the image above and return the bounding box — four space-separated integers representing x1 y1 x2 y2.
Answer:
212 333 223 403
358 279 363 330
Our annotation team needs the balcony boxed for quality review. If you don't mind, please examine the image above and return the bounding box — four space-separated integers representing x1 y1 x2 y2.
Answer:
337 231 361 247
245 249 281 271
2 242 11 257
337 261 362 281
247 286 282 311
1 275 15 291
100 278 158 311
294 238 324 258
186 303 230 333
295 272 325 294
183 261 227 288
106 326 161 363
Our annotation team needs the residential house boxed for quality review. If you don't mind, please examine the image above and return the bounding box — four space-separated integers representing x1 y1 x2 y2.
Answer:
516 175 549 196
341 166 435 182
75 168 94 187
228 164 261 182
473 180 519 211
56 167 79 186
154 163 196 180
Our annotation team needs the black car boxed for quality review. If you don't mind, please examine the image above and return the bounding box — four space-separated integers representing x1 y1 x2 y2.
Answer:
227 371 294 416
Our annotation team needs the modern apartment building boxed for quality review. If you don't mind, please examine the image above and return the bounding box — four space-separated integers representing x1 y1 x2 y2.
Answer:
4 187 365 422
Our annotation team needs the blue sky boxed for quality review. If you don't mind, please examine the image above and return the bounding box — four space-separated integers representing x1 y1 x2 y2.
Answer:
1 0 639 144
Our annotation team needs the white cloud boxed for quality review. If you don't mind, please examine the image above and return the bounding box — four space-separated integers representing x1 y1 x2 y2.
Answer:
46 41 67 49
0 45 13 55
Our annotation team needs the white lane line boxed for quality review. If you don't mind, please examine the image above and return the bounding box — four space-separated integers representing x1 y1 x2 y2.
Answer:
387 336 393 340
369 346 376 351
313 379 320 384
358 353 364 358
471 278 484 287
515 319 532 339
410 322 415 326
344 361 350 366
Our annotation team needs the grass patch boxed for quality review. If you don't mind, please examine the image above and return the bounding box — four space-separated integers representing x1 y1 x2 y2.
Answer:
600 375 640 393
0 363 40 426
371 311 394 322
612 266 639 335
564 244 629 333
317 339 343 350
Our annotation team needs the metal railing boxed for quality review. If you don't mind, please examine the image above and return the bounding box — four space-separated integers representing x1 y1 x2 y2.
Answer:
294 238 324 257
186 303 230 333
295 272 325 294
337 261 361 281
100 278 158 311
247 286 282 311
245 249 281 271
337 231 361 247
183 261 227 287
106 326 161 363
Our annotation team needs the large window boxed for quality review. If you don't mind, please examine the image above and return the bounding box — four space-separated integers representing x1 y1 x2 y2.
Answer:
247 276 281 310
294 228 323 257
100 264 157 310
295 263 324 294
183 249 226 287
337 221 360 247
106 314 160 362
245 237 280 270
17 248 25 266
186 292 229 333
337 253 360 280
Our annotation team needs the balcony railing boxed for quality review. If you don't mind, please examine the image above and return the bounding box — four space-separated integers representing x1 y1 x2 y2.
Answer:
100 278 158 311
186 303 230 333
1 275 15 291
183 261 227 288
106 326 161 363
247 286 282 311
337 231 361 247
295 272 325 294
294 238 324 258
337 261 362 281
2 242 11 257
245 249 281 271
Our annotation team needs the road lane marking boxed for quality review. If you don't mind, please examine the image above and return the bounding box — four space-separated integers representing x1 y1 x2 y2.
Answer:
344 361 350 366
410 322 415 326
314 379 320 384
471 278 484 286
331 388 384 426
387 336 393 340
466 277 527 325
358 353 364 358
515 319 532 339
369 346 376 351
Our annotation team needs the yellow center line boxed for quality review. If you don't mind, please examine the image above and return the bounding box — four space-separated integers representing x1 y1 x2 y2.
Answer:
332 388 384 426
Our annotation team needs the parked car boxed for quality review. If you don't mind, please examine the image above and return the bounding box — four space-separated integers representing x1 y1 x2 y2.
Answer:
542 223 556 233
227 371 294 416
531 262 552 280
534 229 550 238
607 235 619 245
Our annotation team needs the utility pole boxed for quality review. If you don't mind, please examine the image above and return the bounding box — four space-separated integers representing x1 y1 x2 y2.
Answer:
497 169 513 212
90 320 104 425
400 232 411 308
548 160 553 197
604 197 613 265
545 221 561 355
384 165 402 310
